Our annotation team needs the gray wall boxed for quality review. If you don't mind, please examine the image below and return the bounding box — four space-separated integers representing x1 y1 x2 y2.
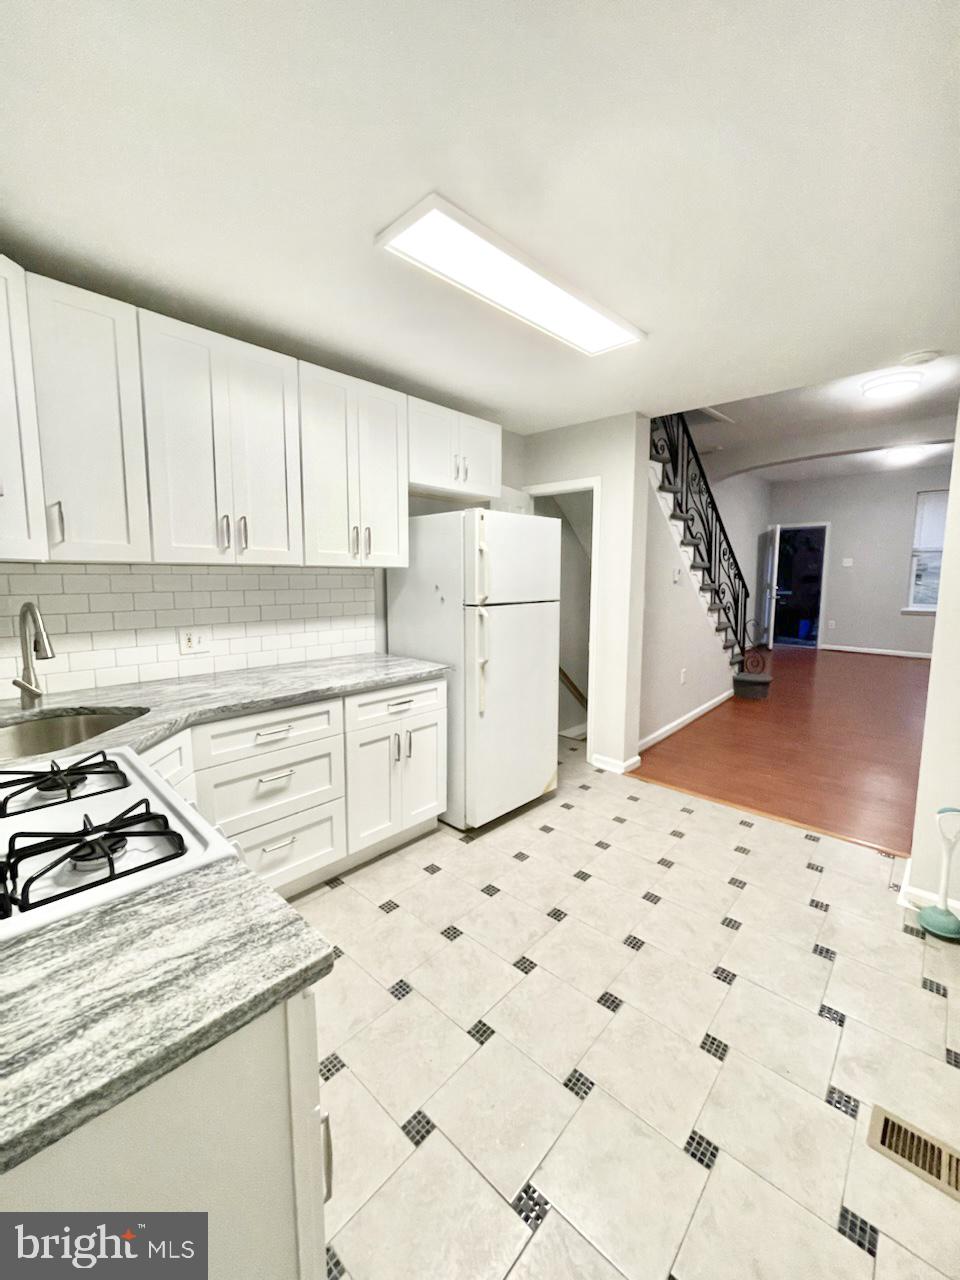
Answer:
767 461 952 655
535 495 592 734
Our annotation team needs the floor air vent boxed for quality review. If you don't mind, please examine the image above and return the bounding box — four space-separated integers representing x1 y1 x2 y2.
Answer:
868 1108 960 1203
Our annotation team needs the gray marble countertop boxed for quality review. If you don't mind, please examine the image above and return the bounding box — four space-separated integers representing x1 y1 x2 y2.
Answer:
0 653 448 759
0 856 334 1173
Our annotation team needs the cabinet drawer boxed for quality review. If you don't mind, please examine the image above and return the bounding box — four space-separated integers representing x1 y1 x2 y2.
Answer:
192 700 343 770
344 679 446 731
139 730 194 787
195 737 345 837
234 798 346 891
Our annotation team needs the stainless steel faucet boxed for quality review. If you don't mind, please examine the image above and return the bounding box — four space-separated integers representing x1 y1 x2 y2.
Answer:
13 601 56 709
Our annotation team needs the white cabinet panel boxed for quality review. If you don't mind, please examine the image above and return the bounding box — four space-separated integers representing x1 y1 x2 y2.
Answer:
344 679 446 731
346 723 402 852
196 737 345 837
27 275 151 562
192 700 342 770
408 397 459 491
357 384 408 567
0 256 46 561
139 730 194 787
299 364 359 566
225 340 302 565
457 413 502 500
139 310 234 564
401 709 446 828
234 797 346 891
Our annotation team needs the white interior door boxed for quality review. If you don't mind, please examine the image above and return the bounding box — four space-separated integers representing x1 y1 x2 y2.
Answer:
357 383 408 567
225 340 302 565
408 397 459 491
0 256 46 561
401 709 447 828
139 311 234 563
464 601 559 828
464 509 561 605
756 525 781 646
299 362 361 567
28 275 152 562
457 414 501 498
346 724 402 852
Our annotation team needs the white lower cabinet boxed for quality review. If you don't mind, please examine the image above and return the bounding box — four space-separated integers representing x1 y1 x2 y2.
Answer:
401 710 447 828
234 799 346 891
346 707 446 854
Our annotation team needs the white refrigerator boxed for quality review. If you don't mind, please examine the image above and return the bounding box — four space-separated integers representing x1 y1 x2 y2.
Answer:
387 509 561 830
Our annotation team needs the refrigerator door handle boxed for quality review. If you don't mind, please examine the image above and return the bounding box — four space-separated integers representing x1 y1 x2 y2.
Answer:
477 542 490 603
477 607 489 715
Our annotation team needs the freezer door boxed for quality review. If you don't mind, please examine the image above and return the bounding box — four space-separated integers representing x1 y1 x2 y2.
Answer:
464 601 559 828
463 509 561 605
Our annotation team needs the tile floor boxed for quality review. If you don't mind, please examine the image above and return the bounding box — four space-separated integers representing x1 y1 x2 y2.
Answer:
294 741 960 1280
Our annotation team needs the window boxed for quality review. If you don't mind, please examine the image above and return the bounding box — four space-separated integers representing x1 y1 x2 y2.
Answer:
909 490 948 609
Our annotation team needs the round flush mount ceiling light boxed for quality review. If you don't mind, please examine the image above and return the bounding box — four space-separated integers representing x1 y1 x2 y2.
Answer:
861 372 924 403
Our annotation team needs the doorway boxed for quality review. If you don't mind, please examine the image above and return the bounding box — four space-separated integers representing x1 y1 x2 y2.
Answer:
758 523 828 648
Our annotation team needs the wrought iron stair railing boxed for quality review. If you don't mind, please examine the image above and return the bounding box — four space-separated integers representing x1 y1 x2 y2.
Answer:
650 413 749 671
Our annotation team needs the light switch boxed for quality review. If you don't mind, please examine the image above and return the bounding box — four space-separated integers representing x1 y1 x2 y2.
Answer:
842 557 854 567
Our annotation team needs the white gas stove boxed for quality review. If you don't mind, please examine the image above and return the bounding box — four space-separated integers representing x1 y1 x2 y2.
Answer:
0 745 233 936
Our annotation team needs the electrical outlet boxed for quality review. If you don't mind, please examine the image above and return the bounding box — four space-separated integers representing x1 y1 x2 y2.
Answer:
842 557 854 568
827 619 836 630
680 667 687 685
178 627 211 656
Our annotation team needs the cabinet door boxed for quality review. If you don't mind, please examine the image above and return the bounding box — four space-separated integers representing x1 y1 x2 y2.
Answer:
357 383 408 567
299 362 360 566
408 396 459 492
27 275 151 562
346 723 402 853
225 339 302 565
458 413 502 499
0 257 46 561
139 310 235 564
400 709 447 829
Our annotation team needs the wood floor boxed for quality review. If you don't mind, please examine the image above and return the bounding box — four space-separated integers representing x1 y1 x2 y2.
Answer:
630 647 930 855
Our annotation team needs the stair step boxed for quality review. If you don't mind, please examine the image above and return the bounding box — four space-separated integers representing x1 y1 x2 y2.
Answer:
723 639 737 650
680 537 700 548
715 623 730 633
669 510 694 524
691 559 710 571
699 580 718 594
658 482 681 495
729 655 744 667
707 603 723 613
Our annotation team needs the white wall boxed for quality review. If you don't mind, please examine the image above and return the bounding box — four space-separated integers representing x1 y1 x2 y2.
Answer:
639 475 733 747
520 413 649 770
766 462 951 655
535 495 591 733
909 413 960 906
0 562 376 697
711 471 771 624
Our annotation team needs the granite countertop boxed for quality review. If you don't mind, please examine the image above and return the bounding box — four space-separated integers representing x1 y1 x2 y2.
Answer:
0 856 335 1173
0 653 448 759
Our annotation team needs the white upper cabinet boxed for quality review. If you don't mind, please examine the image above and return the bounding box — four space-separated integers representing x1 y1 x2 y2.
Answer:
408 396 502 500
140 311 301 565
0 257 46 561
27 275 151 562
300 363 408 568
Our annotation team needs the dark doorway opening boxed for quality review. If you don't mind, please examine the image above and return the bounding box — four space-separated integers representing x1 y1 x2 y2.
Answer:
774 525 826 646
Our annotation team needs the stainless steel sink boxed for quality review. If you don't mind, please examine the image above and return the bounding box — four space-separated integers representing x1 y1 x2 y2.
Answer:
0 711 145 762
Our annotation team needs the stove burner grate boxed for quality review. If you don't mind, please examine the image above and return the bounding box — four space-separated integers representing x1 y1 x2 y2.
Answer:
0 750 129 816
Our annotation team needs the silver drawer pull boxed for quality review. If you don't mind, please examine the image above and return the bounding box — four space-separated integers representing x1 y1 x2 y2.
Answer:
406 729 412 758
351 525 360 557
393 731 401 763
258 768 295 785
364 525 372 557
387 699 414 711
262 834 297 855
255 724 293 741
321 1112 333 1203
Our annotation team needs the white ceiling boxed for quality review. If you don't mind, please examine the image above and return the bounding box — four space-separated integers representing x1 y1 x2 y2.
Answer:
2 1 959 433
751 442 954 484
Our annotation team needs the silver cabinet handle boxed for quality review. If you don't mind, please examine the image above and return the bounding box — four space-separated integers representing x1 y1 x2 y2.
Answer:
393 731 401 763
454 454 460 480
262 834 297 855
321 1112 333 1203
351 525 360 558
387 699 414 711
48 500 66 545
258 768 295 785
463 456 469 481
255 723 293 741
220 513 232 550
364 526 372 557
406 729 413 758
238 514 249 551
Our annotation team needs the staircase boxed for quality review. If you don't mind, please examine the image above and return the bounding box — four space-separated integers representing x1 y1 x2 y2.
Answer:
649 413 749 673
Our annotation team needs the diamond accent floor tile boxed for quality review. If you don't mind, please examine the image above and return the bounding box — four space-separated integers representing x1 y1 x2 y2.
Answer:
739 820 754 829
401 1110 435 1146
514 851 530 861
573 869 592 881
441 924 462 941
547 907 567 922
424 863 441 875
684 1129 719 1169
623 934 645 951
810 898 830 912
658 856 675 868
389 979 412 1000
903 923 925 939
669 829 685 839
922 977 947 997
326 876 345 888
813 943 836 961
807 862 825 873
805 833 821 843
700 1033 729 1062
379 899 400 913
332 945 344 960
562 1068 595 1100
643 891 661 905
468 1019 495 1045
514 955 537 974
837 1206 878 1257
728 877 746 889
825 1086 859 1118
326 1243 345 1279
734 845 750 854
713 966 736 985
482 883 501 896
512 1182 550 1231
819 1004 846 1026
595 839 610 850
721 917 742 931
540 825 554 834
597 991 622 1012
946 1047 960 1068
319 1052 346 1082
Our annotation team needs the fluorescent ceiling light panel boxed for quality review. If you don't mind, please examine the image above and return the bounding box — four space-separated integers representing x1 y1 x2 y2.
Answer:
861 372 924 403
377 195 644 355
882 444 940 467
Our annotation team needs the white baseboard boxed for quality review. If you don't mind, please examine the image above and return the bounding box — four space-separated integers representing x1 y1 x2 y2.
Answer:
820 644 932 659
591 752 642 774
637 688 734 753
896 855 960 915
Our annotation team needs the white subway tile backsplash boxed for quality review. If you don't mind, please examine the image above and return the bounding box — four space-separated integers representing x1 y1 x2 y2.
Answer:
0 561 378 698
